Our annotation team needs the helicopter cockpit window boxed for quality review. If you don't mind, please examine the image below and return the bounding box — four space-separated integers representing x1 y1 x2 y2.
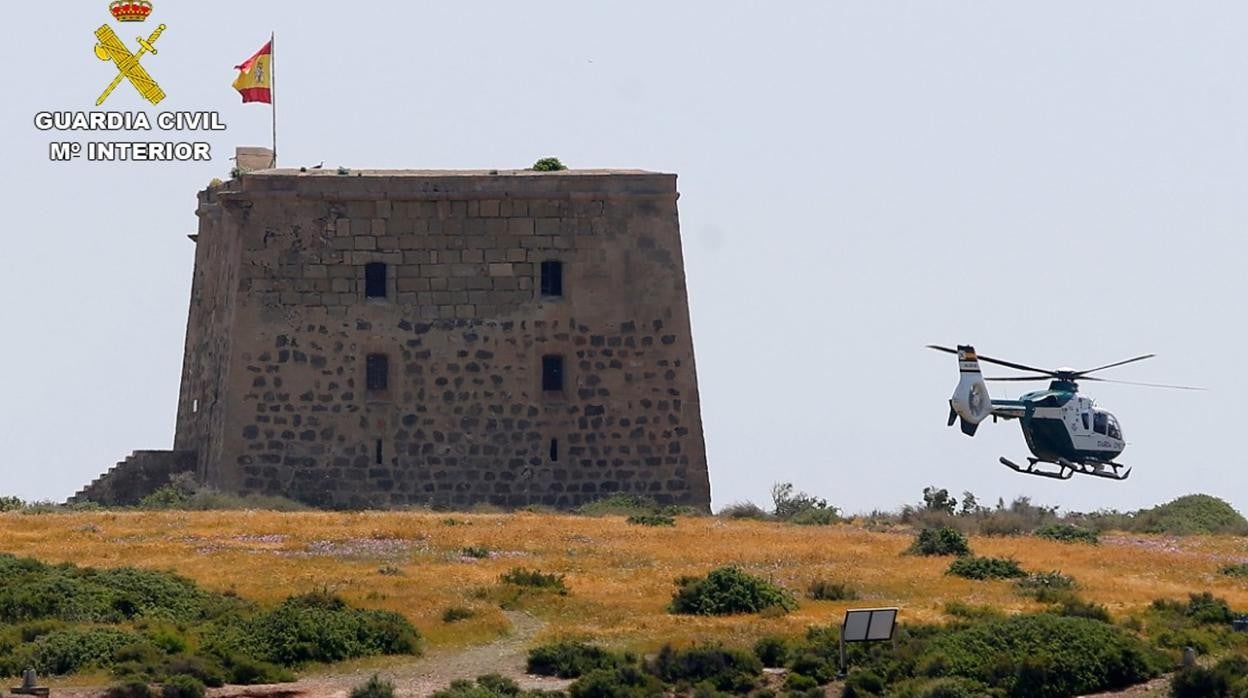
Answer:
1107 415 1122 440
1081 413 1090 431
1093 412 1108 435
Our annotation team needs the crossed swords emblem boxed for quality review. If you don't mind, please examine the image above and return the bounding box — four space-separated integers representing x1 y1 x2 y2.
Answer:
93 23 167 106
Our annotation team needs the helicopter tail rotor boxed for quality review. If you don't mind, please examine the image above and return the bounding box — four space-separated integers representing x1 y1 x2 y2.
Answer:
939 345 993 436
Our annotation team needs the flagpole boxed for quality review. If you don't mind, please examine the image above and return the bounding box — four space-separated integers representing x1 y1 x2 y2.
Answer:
270 31 277 168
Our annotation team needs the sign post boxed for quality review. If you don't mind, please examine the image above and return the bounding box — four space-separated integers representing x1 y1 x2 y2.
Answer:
839 607 899 677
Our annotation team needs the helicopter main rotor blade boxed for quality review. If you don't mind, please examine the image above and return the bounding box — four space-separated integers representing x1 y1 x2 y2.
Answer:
926 344 1056 376
1076 354 1156 376
984 375 1053 382
1080 376 1206 391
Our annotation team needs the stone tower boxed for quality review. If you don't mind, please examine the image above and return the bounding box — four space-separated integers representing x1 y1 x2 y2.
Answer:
73 154 712 510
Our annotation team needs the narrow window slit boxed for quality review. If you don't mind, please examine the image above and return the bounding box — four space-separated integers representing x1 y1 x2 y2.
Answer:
549 438 559 462
375 439 383 465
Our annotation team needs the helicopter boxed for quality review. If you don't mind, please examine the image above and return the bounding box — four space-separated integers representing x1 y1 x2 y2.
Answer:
928 344 1201 482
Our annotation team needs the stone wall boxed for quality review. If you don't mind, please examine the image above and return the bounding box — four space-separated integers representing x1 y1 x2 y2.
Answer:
173 168 711 510
68 450 196 506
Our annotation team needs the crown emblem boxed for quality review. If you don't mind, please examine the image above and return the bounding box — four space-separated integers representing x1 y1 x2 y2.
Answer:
109 0 152 22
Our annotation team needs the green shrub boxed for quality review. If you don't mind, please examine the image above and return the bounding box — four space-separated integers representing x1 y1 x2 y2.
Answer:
783 672 818 691
226 591 421 666
499 568 568 594
1034 523 1099 544
752 636 790 668
26 627 141 675
527 641 628 679
908 528 971 557
569 665 664 698
1134 494 1248 535
105 680 155 698
1014 571 1076 599
532 158 568 172
1219 563 1248 578
1170 656 1248 697
646 643 762 692
160 675 205 698
442 606 476 623
430 674 542 698
806 579 857 601
942 601 1004 622
1152 592 1237 625
770 483 839 523
1050 597 1112 623
716 502 770 520
626 514 675 527
667 567 797 615
0 496 25 512
946 556 1026 580
220 655 293 685
462 546 491 559
350 674 395 698
886 676 999 698
164 655 226 688
918 614 1164 697
842 668 885 697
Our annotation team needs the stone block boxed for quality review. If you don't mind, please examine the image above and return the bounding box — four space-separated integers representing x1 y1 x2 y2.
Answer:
488 263 513 277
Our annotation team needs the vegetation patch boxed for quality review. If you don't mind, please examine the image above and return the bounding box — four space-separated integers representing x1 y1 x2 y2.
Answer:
350 674 394 698
531 157 567 172
917 614 1165 696
1014 571 1077 600
770 483 839 525
441 606 476 623
668 566 797 615
527 641 631 678
806 578 858 601
498 568 568 595
646 643 762 693
0 554 418 681
1034 523 1099 544
626 513 675 527
1170 654 1248 698
946 556 1026 580
1218 562 1248 578
907 527 971 557
1133 494 1248 535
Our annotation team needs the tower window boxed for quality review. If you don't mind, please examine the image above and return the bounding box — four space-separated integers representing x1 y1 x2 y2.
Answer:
375 439 383 465
540 260 563 297
542 355 564 392
549 438 559 462
366 353 390 392
365 262 387 298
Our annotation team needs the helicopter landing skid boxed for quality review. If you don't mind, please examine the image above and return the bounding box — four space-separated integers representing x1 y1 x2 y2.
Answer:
1079 460 1132 481
999 456 1075 480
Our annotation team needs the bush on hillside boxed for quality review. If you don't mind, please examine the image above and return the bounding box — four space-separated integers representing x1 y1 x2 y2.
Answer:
752 636 790 668
770 483 839 524
646 643 762 693
626 514 674 527
1014 571 1077 599
668 567 797 615
1170 655 1248 698
105 681 155 698
917 614 1165 696
908 527 971 557
1220 563 1248 578
568 665 663 698
1034 523 1099 544
431 674 554 698
1134 494 1248 536
350 674 395 698
0 496 25 512
946 556 1026 581
160 675 205 698
230 591 421 666
527 641 630 679
806 578 858 601
716 502 770 520
499 568 568 594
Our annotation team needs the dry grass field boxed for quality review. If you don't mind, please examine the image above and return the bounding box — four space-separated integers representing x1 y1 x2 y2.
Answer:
2 510 1247 660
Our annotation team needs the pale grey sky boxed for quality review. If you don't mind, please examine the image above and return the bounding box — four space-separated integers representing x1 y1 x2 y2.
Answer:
0 2 1242 515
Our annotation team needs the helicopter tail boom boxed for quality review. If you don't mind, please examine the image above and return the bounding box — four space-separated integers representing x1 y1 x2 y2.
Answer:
948 345 992 436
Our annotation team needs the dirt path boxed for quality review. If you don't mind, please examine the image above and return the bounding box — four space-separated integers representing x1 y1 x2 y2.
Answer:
218 611 570 698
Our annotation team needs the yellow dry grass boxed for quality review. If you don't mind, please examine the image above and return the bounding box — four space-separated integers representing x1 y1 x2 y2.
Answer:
2 511 1246 654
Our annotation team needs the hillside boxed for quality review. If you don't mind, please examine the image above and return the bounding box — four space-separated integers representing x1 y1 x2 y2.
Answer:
2 510 1246 657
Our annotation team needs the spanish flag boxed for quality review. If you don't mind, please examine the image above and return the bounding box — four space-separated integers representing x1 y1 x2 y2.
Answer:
232 40 273 104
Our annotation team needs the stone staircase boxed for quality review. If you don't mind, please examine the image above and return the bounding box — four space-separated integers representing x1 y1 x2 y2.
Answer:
67 450 197 506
